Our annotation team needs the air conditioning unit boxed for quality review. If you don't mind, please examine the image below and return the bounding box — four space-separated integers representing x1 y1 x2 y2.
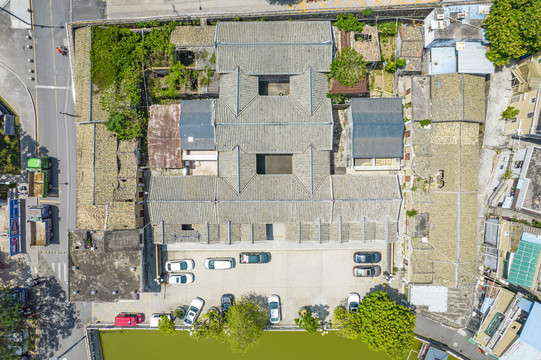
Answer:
436 13 445 20
456 42 465 50
479 5 491 15
457 12 466 19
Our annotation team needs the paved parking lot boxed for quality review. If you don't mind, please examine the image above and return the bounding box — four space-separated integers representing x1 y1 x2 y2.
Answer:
93 247 387 325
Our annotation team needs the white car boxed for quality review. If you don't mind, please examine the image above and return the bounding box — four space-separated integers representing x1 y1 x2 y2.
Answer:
204 258 234 270
184 297 205 326
149 313 172 328
167 273 194 285
268 294 281 324
347 292 360 313
165 259 195 272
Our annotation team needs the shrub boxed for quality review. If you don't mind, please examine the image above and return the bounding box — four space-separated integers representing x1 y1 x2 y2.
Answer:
328 48 367 86
377 21 400 37
158 315 176 336
362 8 373 16
335 13 365 33
406 209 418 217
419 119 431 127
326 92 347 104
396 58 407 68
294 310 320 335
501 106 520 121
384 61 396 73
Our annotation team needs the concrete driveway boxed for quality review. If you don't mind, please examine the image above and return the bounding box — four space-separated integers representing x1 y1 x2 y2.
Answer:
93 247 387 325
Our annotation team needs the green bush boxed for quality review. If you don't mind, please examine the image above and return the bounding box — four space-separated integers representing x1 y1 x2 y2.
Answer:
294 310 320 335
335 13 365 33
377 21 400 37
328 48 367 86
158 315 176 336
384 61 396 73
419 119 431 127
362 8 373 16
501 106 520 121
396 58 406 68
406 209 418 217
326 92 347 104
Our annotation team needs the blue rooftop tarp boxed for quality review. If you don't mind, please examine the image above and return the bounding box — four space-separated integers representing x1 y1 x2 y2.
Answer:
429 47 456 75
179 100 215 150
458 42 494 75
519 302 541 352
350 98 404 159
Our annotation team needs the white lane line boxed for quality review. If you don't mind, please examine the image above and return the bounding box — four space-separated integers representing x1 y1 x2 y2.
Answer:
63 262 67 283
35 85 69 90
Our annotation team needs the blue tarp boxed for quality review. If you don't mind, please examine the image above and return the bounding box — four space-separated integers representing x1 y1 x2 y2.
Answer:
480 297 494 315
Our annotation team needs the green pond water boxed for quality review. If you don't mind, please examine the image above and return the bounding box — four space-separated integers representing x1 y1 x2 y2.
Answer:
100 330 400 360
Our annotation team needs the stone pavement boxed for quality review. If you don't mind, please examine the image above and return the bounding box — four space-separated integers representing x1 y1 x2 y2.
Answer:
105 0 440 19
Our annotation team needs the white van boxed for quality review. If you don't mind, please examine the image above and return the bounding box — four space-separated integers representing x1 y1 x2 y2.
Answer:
204 258 234 270
149 313 172 327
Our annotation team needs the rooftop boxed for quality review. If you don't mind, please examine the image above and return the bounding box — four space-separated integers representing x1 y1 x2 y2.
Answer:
457 42 494 75
215 21 333 75
148 104 182 169
179 100 215 150
68 230 142 302
411 73 486 122
350 98 404 159
515 147 541 216
507 232 541 288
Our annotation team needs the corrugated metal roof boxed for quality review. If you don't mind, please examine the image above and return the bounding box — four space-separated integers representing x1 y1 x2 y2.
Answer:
215 22 333 74
350 98 404 159
457 42 494 74
148 104 182 169
328 76 368 94
179 100 215 150
519 302 541 352
429 47 456 75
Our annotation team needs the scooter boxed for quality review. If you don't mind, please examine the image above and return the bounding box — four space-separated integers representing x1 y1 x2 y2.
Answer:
56 45 68 56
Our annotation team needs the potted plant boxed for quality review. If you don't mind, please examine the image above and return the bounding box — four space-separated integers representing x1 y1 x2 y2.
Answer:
294 310 320 335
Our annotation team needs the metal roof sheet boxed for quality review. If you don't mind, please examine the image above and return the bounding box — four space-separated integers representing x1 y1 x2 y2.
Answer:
457 42 494 74
179 100 215 150
350 98 404 159
519 302 541 352
429 47 456 75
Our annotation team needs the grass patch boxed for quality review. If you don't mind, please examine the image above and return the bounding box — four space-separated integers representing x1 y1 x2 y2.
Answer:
0 98 21 174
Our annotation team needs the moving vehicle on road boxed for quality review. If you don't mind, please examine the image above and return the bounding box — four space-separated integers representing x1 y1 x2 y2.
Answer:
150 313 172 327
204 258 234 270
347 292 360 313
353 265 381 277
165 259 195 272
114 313 143 327
221 294 234 320
268 294 281 324
27 156 52 198
239 252 271 264
353 252 381 264
184 297 205 326
167 273 194 285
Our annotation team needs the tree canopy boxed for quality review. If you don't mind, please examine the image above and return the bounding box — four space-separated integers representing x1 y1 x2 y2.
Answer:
334 13 365 33
157 315 176 336
0 288 35 359
222 297 268 354
294 310 320 335
485 0 541 66
333 306 363 339
328 48 367 87
358 291 416 360
191 311 223 341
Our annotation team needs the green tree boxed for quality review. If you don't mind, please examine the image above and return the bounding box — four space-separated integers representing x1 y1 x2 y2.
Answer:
385 61 396 73
485 0 541 66
332 306 363 339
191 311 223 341
362 8 373 16
294 310 320 335
501 106 520 121
396 58 407 68
334 13 365 33
358 291 416 360
222 297 268 354
328 48 367 87
0 287 36 359
158 315 176 336
377 22 400 37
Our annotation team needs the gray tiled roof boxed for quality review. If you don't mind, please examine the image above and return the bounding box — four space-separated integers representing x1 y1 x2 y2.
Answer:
350 98 404 159
215 21 333 74
179 100 215 150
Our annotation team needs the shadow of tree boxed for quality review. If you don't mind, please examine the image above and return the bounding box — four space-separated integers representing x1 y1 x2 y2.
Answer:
36 271 80 359
308 304 330 321
266 0 300 5
242 292 268 310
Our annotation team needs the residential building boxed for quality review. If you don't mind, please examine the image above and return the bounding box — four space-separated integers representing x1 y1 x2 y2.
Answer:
147 21 402 245
423 5 490 49
505 52 541 136
347 98 404 171
514 146 541 217
396 25 423 74
426 42 494 75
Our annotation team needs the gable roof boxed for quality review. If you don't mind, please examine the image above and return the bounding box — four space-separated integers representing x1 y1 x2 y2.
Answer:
215 21 333 74
179 100 215 150
350 98 404 159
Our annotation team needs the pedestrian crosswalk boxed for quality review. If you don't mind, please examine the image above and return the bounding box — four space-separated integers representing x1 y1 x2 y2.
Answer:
51 262 68 284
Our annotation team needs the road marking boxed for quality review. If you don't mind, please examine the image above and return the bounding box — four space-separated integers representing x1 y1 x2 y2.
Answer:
35 85 69 90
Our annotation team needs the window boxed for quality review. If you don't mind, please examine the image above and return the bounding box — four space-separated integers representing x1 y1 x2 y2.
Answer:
405 153 411 160
531 97 537 104
405 130 411 138
258 76 290 96
265 224 274 240
181 224 194 231
139 209 144 217
528 112 534 118
256 154 293 174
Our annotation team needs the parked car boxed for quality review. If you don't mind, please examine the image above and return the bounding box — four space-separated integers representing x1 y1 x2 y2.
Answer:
114 313 144 327
353 265 381 277
239 252 271 264
204 258 234 270
353 252 381 264
165 259 195 272
149 313 172 328
268 294 281 324
347 293 360 313
184 297 205 325
221 294 234 320
167 273 194 285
